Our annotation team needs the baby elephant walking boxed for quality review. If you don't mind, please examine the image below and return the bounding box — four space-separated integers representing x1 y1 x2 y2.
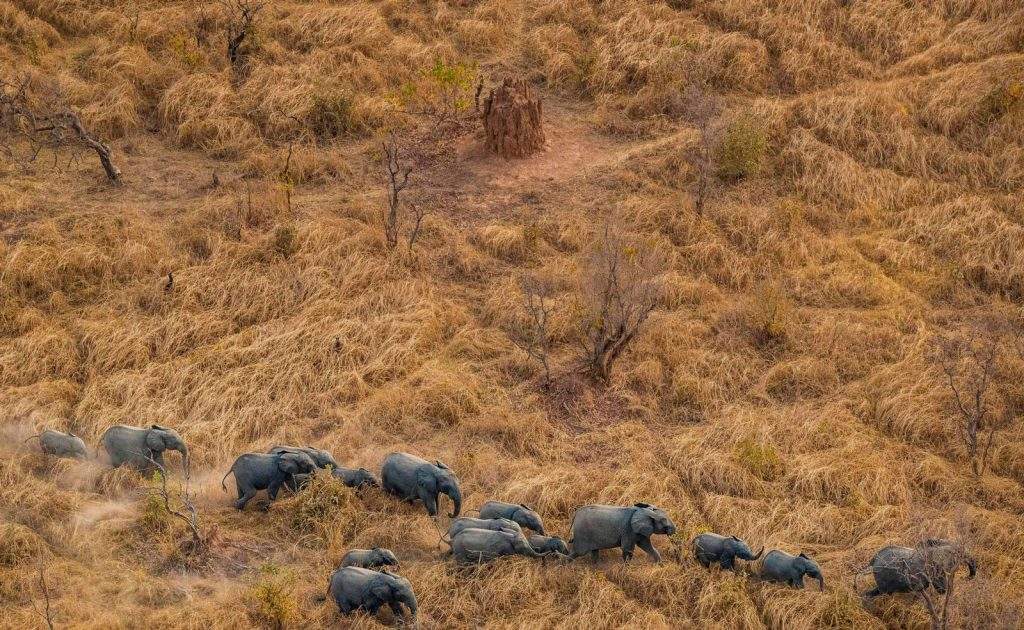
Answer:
328 566 417 621
760 550 824 590
528 534 570 556
339 548 399 571
221 451 317 510
568 503 676 563
478 500 546 534
693 533 764 571
448 517 522 540
26 429 89 460
446 528 549 564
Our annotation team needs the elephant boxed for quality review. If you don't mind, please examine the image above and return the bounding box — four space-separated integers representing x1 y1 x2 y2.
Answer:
25 429 89 460
760 550 824 590
267 445 339 470
339 548 400 571
693 533 764 571
478 500 546 534
448 517 522 540
99 424 189 475
568 503 677 563
381 452 462 518
220 451 317 510
857 540 976 597
528 534 570 556
328 566 417 621
333 466 381 489
446 527 550 564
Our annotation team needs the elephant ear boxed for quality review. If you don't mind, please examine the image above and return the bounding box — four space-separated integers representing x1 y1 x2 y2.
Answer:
416 467 438 493
277 454 301 474
145 430 165 451
630 507 655 537
434 460 449 470
370 581 392 602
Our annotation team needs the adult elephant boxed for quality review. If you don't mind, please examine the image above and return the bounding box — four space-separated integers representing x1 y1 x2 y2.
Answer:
26 429 89 460
693 533 764 571
478 500 546 534
328 566 417 621
221 451 317 510
857 540 976 597
381 452 461 518
568 503 677 563
99 424 189 475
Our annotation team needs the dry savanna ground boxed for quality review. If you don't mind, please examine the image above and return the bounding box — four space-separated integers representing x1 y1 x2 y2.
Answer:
2 0 1024 628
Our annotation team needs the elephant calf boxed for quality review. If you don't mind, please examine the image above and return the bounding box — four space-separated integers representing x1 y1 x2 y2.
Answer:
693 533 764 571
267 445 339 470
328 566 417 621
760 550 824 590
446 527 549 564
478 500 546 534
333 466 380 489
26 429 89 460
339 548 399 571
528 534 570 556
569 503 677 563
221 451 317 510
857 540 976 597
100 424 189 474
381 452 462 518
448 517 522 540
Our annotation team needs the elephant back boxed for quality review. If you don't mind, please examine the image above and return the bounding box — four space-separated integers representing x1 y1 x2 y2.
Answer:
570 505 630 550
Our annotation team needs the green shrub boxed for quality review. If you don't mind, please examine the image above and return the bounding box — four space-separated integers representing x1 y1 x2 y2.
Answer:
307 88 355 140
271 224 299 260
734 437 783 480
716 111 767 180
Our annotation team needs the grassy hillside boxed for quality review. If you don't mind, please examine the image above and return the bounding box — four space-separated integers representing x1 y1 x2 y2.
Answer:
2 0 1024 628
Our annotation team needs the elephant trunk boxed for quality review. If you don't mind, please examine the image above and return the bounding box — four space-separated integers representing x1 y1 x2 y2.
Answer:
751 546 764 561
179 445 190 478
817 575 825 591
446 485 462 518
400 589 418 619
966 556 977 579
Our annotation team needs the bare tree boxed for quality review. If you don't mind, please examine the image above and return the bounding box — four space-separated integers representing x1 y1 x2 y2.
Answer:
144 454 205 549
510 276 555 388
30 562 55 630
927 318 1019 476
1 75 121 182
406 202 429 251
380 133 422 251
577 222 667 383
682 85 723 216
220 0 264 68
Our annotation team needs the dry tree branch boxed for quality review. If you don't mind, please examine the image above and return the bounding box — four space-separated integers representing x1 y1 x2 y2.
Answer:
510 276 555 388
220 0 264 68
681 86 723 216
143 453 205 547
381 133 412 250
30 561 55 630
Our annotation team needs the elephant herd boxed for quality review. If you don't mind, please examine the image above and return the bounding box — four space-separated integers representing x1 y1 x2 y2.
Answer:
27 426 978 624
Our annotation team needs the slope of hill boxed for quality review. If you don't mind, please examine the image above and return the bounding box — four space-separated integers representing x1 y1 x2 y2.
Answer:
2 1 1023 628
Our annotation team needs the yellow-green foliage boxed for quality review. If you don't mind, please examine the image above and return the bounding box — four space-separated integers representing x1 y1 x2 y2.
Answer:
271 224 300 260
717 111 768 180
248 564 298 629
734 437 783 481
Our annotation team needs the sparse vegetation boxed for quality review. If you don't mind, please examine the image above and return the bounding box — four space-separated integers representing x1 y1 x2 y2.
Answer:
716 110 767 181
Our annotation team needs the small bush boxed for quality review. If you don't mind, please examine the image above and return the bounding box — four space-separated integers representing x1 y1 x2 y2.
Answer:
248 564 298 630
307 87 355 140
745 283 792 348
716 111 767 180
734 437 783 481
0 523 45 567
398 58 477 126
271 224 299 260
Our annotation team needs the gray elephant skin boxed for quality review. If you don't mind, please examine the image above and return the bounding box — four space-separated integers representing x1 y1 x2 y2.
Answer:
858 540 976 597
446 527 548 564
760 550 824 590
529 534 570 556
221 451 317 510
693 533 764 571
333 466 380 489
381 452 462 517
26 429 89 460
478 500 546 534
448 517 521 540
340 548 400 570
267 445 339 470
100 424 189 474
568 503 677 562
328 566 417 620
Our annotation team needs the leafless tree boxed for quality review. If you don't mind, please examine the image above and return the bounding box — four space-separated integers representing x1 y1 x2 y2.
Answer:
927 318 1019 476
30 562 55 630
220 0 264 68
577 221 667 383
1 75 121 182
406 203 429 251
144 454 205 549
682 86 723 216
380 133 420 251
510 276 555 388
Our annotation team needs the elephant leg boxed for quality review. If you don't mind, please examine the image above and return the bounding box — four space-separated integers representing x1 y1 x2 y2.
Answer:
388 601 404 617
720 556 735 571
337 600 353 614
235 487 258 510
268 479 283 501
636 537 661 563
793 577 804 589
419 488 438 517
590 550 599 563
621 535 635 562
864 587 882 598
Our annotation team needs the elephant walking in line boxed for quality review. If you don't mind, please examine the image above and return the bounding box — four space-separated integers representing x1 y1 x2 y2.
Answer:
99 424 189 474
568 503 677 563
267 445 339 470
448 517 522 540
26 429 89 460
339 548 400 570
760 550 824 590
328 566 417 621
381 452 462 518
221 451 317 510
478 500 546 534
693 533 764 571
332 466 381 489
857 540 976 597
446 527 552 564
528 534 570 556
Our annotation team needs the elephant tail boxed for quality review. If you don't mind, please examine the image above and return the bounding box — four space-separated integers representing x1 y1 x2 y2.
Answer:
23 434 41 444
221 464 235 491
430 518 451 548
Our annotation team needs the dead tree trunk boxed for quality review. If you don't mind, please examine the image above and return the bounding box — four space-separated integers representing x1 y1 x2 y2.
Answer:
482 78 545 159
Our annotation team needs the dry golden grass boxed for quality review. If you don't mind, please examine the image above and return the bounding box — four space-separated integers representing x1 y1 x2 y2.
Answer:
2 0 1024 628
